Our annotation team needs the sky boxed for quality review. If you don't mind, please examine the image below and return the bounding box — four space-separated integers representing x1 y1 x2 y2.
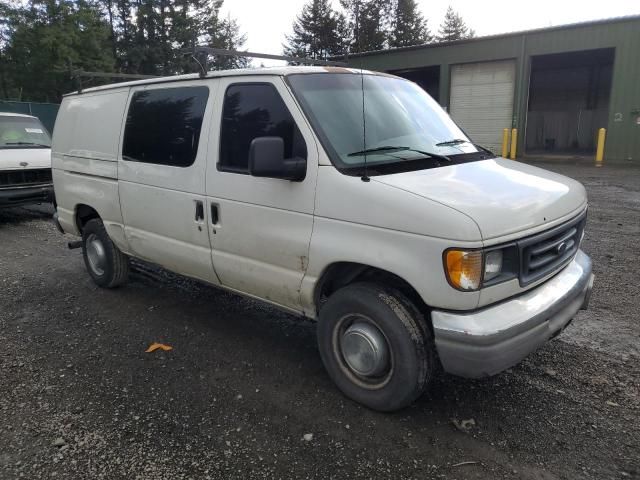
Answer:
219 0 640 66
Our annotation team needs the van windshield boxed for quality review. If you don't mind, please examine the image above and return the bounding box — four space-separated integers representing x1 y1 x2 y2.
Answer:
287 73 492 175
0 116 51 149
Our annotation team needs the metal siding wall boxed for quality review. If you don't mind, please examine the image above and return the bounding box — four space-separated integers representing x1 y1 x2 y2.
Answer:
352 17 640 162
607 25 640 162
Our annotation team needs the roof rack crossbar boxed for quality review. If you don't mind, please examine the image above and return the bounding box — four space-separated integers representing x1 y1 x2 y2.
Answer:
71 70 159 80
186 46 348 67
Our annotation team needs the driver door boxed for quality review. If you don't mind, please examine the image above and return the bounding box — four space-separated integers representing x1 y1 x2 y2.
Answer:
205 77 318 311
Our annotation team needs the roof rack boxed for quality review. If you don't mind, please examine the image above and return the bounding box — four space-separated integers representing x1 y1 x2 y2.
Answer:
64 47 348 92
185 46 348 77
71 70 158 80
63 61 159 93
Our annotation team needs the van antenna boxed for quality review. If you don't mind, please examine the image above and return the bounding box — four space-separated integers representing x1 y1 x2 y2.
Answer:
359 59 369 183
356 4 370 183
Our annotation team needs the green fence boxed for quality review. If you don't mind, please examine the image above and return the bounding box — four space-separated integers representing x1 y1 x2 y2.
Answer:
0 100 60 135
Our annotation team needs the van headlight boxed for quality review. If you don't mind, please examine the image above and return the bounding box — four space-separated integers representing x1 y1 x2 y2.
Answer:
444 247 516 291
483 250 503 282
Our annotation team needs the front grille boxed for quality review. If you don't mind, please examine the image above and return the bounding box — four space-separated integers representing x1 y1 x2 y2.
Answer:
0 168 52 188
518 211 586 286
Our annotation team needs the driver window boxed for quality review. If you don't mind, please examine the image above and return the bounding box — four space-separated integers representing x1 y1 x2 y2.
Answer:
218 83 307 174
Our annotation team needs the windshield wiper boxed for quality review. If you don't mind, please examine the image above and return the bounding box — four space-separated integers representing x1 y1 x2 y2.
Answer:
435 138 468 147
4 141 50 147
348 146 410 156
435 138 495 156
348 145 450 162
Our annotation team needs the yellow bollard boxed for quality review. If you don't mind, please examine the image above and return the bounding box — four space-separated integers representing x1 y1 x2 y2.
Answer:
502 128 509 158
595 128 606 167
509 128 518 160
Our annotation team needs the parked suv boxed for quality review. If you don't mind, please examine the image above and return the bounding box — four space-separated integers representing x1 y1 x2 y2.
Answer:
0 112 54 208
52 67 594 411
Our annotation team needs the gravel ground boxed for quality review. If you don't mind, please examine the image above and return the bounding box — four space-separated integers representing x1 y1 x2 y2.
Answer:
0 160 638 480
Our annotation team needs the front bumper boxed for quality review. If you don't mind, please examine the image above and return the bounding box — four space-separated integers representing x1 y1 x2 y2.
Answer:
432 249 594 378
0 184 54 208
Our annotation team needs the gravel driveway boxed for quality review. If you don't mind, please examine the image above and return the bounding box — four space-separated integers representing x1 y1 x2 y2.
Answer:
1 160 638 479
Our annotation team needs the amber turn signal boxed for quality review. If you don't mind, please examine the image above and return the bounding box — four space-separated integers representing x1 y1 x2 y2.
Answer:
445 249 483 291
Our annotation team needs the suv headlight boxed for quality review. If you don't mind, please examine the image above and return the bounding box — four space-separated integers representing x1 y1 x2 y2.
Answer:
444 246 517 291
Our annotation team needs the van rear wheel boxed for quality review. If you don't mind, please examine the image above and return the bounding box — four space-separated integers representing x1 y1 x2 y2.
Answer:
317 282 435 412
81 218 129 288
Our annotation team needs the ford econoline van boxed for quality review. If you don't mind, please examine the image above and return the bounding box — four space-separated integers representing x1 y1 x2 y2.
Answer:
52 67 593 411
0 112 53 208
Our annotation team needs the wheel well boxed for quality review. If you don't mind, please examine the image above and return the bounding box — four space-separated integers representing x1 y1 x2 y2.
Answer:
315 262 431 321
75 204 100 232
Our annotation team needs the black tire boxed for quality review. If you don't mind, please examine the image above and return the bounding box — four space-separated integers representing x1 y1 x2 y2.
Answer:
81 218 129 288
317 282 435 412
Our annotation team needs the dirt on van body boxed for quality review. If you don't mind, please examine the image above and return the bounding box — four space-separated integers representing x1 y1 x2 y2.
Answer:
0 160 639 480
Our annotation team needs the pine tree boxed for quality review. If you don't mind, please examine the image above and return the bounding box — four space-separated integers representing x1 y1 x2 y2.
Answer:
2 0 114 101
284 0 345 60
341 0 391 53
436 6 473 42
359 0 391 51
205 15 249 70
0 0 248 101
162 0 205 74
0 2 20 98
97 0 247 75
389 0 431 48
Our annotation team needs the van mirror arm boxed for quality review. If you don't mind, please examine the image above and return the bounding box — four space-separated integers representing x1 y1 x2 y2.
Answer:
282 157 306 182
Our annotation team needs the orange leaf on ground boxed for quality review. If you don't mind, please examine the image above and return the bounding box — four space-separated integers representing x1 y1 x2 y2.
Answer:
145 342 173 353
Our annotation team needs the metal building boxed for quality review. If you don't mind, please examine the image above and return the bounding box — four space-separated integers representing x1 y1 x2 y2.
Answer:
347 16 640 163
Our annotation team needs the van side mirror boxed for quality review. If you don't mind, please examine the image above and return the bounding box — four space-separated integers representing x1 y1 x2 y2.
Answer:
248 137 306 181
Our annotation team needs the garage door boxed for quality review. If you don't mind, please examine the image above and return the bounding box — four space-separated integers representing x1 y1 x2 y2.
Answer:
449 60 516 153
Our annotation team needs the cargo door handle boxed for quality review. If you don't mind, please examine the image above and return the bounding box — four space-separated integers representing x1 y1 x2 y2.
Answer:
210 203 219 225
195 200 204 221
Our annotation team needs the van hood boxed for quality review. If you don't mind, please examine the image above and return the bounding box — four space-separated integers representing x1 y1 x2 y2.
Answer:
0 148 51 170
372 158 587 241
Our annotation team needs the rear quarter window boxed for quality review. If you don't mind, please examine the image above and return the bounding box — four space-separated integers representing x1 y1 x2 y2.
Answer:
122 86 209 167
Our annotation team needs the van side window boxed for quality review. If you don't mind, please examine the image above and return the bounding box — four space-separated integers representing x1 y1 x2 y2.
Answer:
122 86 209 167
219 83 307 173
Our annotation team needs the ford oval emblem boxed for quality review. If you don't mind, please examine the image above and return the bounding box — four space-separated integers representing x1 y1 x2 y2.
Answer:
556 241 567 255
19 161 28 167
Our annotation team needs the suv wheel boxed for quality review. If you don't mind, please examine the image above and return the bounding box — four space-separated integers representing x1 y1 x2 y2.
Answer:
81 218 129 288
317 282 435 412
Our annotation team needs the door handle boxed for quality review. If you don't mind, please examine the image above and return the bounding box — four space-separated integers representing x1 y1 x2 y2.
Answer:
195 200 204 221
210 203 219 225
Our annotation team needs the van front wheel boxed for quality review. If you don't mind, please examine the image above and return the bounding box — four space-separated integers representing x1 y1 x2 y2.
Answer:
81 218 129 288
317 282 435 412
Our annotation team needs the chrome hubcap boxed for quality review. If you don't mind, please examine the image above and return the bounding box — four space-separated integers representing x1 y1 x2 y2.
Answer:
86 234 106 276
340 322 389 377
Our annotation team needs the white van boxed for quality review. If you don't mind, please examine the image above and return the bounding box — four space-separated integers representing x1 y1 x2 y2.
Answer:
0 113 53 208
52 67 593 411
